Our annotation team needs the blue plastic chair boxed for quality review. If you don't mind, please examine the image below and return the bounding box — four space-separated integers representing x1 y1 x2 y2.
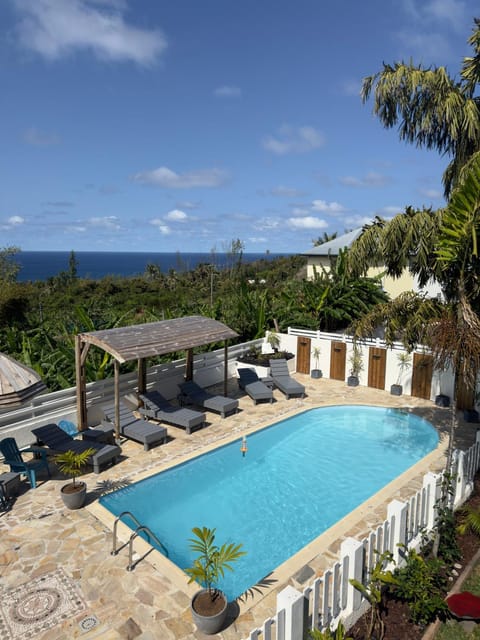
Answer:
0 437 50 489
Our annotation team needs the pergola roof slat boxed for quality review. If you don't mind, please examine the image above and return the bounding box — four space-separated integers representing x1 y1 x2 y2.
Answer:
78 315 239 363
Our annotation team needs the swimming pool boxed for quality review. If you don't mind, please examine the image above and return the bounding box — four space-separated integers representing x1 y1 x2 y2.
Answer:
100 406 438 600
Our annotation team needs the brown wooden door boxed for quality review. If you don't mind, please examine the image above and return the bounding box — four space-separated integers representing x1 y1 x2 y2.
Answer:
296 336 311 374
368 347 386 390
411 353 433 400
330 341 346 381
456 373 475 410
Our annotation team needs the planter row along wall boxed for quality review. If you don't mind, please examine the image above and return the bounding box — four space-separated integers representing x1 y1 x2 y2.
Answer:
285 328 459 407
241 434 480 640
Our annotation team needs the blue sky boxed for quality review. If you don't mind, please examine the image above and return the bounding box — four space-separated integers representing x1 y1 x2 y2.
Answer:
0 0 478 254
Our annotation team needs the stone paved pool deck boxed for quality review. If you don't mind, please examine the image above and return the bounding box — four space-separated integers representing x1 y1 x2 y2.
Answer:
0 377 476 640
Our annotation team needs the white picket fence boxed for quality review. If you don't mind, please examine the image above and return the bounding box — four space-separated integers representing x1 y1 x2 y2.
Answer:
241 433 480 640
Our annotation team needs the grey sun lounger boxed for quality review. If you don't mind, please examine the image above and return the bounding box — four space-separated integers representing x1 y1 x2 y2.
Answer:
178 381 238 418
138 390 206 435
269 359 306 399
32 423 121 474
102 400 168 451
237 368 273 404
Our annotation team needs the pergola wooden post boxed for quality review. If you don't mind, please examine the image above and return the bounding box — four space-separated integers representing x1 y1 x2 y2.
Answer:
223 343 228 396
75 334 90 432
185 349 193 381
114 359 120 441
137 358 147 395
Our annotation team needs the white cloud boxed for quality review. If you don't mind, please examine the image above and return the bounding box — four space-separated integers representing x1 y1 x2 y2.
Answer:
214 85 242 97
248 236 268 244
176 200 200 209
270 186 305 197
12 0 167 65
396 29 452 59
66 225 86 233
88 216 121 229
423 0 467 31
1 215 25 230
132 166 229 188
165 209 188 222
380 206 403 217
339 79 362 97
262 124 325 155
291 207 310 216
8 215 25 225
253 217 280 231
23 126 60 146
396 0 468 58
340 172 390 188
311 200 346 213
287 216 329 230
419 187 443 199
150 218 171 234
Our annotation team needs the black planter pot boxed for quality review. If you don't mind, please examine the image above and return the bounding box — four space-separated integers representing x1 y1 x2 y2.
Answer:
464 409 480 423
435 394 450 408
347 375 359 387
311 369 322 379
390 384 403 396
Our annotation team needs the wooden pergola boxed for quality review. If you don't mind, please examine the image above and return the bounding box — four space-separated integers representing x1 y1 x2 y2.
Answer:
75 315 238 434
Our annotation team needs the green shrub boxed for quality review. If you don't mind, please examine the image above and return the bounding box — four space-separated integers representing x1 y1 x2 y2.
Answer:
393 548 448 625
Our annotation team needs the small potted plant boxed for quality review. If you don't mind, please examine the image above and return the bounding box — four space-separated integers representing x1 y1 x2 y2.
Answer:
266 330 280 353
390 352 412 396
185 526 246 635
54 448 95 509
347 343 363 387
311 346 322 379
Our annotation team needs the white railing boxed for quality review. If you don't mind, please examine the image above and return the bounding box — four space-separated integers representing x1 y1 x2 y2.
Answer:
287 326 412 352
242 432 480 640
0 339 262 447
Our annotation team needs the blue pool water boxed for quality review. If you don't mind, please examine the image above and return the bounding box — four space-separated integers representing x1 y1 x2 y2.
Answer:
100 406 438 600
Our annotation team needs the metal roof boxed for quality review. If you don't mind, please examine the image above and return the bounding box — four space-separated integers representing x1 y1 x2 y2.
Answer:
78 315 239 363
302 228 363 256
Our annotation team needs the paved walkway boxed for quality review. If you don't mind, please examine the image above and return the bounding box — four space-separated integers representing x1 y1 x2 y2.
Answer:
0 377 476 640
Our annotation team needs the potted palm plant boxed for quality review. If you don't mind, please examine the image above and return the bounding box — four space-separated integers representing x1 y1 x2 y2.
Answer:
54 448 95 509
390 352 412 396
311 346 322 378
347 343 363 387
185 526 246 635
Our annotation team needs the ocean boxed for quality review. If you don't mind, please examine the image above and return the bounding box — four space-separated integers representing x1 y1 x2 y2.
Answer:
15 251 289 282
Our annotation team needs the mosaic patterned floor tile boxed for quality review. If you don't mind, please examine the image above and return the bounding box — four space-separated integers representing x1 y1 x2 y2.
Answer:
0 568 86 640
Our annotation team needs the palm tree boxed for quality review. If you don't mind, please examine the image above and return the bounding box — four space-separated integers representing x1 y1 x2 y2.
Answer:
351 152 480 469
362 18 480 197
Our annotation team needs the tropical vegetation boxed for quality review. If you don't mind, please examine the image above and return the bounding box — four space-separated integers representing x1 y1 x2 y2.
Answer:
0 245 386 392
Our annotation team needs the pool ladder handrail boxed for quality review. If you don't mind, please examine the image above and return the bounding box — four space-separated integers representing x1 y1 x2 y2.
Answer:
111 510 168 571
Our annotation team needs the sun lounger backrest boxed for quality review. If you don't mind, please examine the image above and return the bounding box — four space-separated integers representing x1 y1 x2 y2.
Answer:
179 381 208 400
32 423 74 448
269 359 290 378
237 368 260 389
141 390 170 410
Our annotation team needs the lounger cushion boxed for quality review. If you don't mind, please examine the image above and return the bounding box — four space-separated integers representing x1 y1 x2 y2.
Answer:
245 381 273 404
138 391 205 434
178 381 238 418
269 359 305 399
102 401 167 450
